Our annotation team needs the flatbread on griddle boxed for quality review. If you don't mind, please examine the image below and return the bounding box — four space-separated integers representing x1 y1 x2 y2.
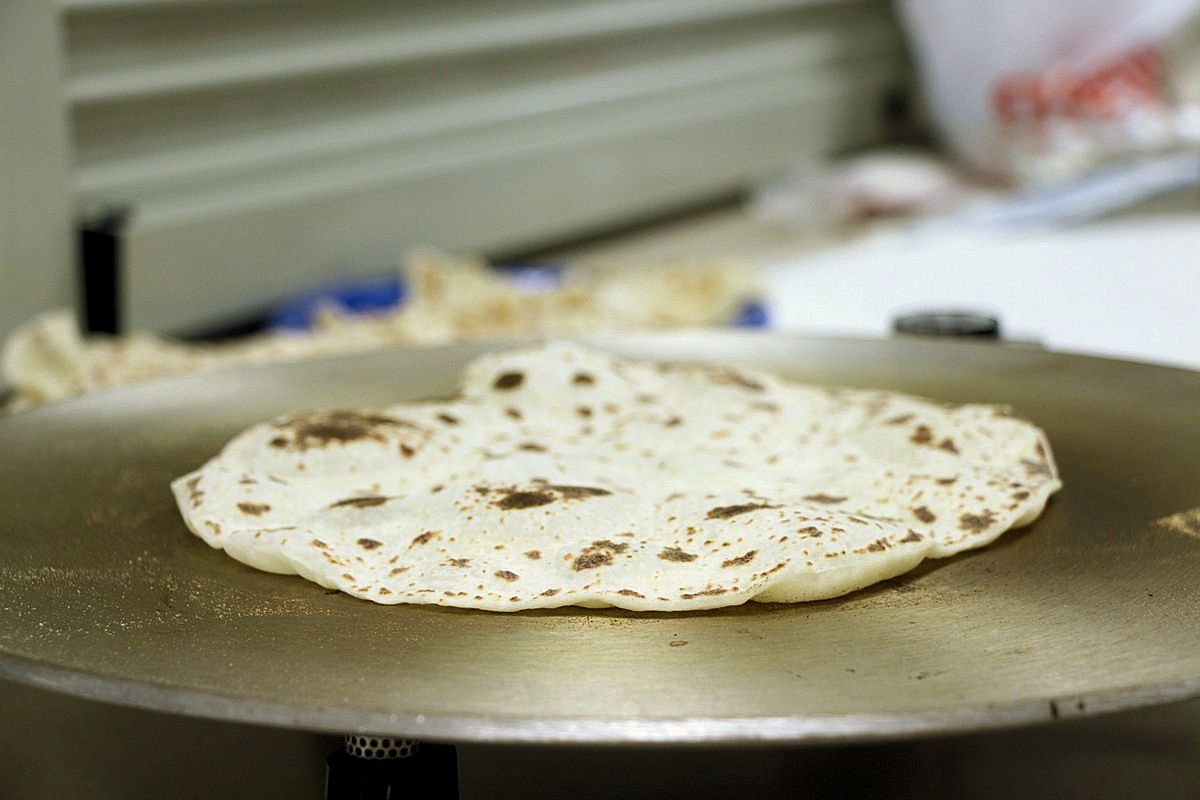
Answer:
173 342 1061 611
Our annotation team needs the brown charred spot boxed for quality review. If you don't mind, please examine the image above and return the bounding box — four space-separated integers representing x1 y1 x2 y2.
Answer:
436 413 460 426
357 538 383 550
400 443 416 458
495 490 555 510
664 416 683 427
549 484 612 500
658 546 698 563
575 405 592 418
572 372 595 386
518 442 546 452
938 438 959 454
751 401 780 413
706 502 772 520
505 407 523 420
185 475 204 503
447 558 472 567
886 413 915 425
803 493 846 504
590 539 629 554
866 539 888 553
237 501 270 516
722 550 757 568
900 530 924 543
797 526 823 537
571 551 613 571
681 588 727 599
378 587 392 596
1012 490 1030 500
911 505 937 523
390 567 409 576
523 550 542 560
936 476 958 485
541 589 560 597
570 540 625 571
269 436 289 448
430 484 444 493
618 589 645 598
959 511 997 533
273 410 415 450
310 539 328 549
910 425 934 445
709 369 764 392
493 371 524 390
330 496 389 509
411 531 438 546
494 570 519 582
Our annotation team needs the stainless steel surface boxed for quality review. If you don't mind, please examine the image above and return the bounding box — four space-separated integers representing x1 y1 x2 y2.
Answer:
4 678 1200 800
0 332 1197 744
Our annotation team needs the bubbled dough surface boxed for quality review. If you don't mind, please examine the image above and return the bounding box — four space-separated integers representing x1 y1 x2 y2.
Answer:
173 343 1061 611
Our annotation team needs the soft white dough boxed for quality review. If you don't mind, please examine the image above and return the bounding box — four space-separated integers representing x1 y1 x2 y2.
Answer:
172 342 1062 611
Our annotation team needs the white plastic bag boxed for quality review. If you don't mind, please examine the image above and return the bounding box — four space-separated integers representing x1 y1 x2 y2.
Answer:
898 0 1200 183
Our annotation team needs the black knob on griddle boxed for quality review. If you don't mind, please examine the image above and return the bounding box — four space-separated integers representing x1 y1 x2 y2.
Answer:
326 736 458 799
893 311 1001 339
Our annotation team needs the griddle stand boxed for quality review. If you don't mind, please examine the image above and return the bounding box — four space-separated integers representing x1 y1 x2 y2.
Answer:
325 736 458 799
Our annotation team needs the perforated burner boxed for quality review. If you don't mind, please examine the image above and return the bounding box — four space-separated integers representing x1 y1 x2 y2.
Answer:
344 735 419 760
327 737 458 799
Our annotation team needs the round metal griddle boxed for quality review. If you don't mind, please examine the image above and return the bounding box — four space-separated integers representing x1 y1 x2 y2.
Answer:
1 332 1197 745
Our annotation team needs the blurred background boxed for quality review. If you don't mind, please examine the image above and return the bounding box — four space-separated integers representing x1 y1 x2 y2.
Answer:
2 0 912 335
2 2 1200 797
3 0 1198 409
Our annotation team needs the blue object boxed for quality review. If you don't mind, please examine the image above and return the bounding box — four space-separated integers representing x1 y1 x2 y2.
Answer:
731 299 769 328
269 264 768 332
270 275 405 332
492 262 566 292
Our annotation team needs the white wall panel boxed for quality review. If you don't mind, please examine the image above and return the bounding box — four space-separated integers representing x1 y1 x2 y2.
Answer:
0 4 75 342
55 0 910 331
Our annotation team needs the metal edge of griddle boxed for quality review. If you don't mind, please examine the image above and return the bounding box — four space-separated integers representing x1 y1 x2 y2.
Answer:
1 642 1197 747
2 329 1199 421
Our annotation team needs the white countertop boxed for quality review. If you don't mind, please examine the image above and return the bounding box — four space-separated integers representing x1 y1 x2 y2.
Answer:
556 204 1200 371
765 216 1200 371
